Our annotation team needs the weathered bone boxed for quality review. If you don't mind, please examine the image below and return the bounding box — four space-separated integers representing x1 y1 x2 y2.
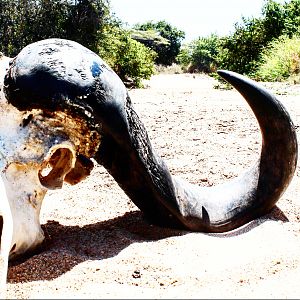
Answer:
0 39 297 271
0 177 13 299
0 51 100 291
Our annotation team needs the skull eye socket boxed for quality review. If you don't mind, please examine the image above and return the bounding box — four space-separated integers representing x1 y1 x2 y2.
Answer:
39 148 75 190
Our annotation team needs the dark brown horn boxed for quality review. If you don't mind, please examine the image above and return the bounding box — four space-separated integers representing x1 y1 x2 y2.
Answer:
92 71 297 232
4 39 298 233
168 70 298 231
98 71 297 232
217 70 298 217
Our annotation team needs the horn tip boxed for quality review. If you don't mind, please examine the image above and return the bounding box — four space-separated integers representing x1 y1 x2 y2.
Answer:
217 70 239 81
216 70 259 91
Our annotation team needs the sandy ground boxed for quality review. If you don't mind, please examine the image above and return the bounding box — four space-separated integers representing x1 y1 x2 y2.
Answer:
6 74 300 299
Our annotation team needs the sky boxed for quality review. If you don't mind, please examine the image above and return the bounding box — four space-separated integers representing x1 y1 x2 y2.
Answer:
109 0 286 42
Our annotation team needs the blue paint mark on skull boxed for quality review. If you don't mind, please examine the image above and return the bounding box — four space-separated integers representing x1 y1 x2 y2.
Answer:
91 61 102 78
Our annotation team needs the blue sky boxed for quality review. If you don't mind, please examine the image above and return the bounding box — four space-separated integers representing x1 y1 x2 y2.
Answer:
109 0 286 42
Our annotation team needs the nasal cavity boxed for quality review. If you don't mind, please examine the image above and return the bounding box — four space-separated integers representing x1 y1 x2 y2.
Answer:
39 148 74 190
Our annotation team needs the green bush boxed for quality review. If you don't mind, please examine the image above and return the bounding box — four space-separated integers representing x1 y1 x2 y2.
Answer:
217 17 266 74
255 35 300 81
176 46 191 70
98 27 156 87
177 34 220 73
0 0 111 56
217 0 300 75
0 0 156 87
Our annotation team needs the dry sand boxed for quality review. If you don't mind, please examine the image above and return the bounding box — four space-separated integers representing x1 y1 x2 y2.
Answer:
6 74 300 299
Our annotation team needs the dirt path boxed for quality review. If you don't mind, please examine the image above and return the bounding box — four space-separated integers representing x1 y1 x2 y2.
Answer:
6 74 300 299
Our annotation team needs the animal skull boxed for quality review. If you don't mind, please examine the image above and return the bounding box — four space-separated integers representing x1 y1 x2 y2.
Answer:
0 54 99 259
0 39 297 292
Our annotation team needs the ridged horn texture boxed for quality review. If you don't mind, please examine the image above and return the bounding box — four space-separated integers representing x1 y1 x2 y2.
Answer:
4 39 298 233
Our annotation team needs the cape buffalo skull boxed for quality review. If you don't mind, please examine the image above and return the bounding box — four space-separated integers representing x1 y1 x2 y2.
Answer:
0 39 297 279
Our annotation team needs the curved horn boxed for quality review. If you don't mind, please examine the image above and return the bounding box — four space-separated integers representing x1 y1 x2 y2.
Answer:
96 70 298 232
3 39 298 233
169 70 298 231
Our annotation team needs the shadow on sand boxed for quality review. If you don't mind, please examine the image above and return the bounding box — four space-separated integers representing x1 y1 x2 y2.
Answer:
7 205 288 283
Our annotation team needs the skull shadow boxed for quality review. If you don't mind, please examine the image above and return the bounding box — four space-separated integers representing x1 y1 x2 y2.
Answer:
7 205 288 283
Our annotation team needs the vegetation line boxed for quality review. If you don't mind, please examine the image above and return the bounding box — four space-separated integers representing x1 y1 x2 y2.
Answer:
1 0 300 86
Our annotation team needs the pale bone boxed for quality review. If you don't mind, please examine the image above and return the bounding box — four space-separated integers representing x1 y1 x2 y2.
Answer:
0 176 13 299
0 54 96 292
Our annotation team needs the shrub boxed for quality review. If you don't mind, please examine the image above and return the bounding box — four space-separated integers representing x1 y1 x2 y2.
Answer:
176 46 191 71
191 34 220 73
177 34 220 73
255 35 300 81
0 0 156 87
98 27 156 87
218 0 300 75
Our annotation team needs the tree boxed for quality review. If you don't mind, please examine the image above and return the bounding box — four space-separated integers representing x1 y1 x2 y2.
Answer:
133 20 185 65
281 0 300 36
0 0 157 87
0 0 70 56
65 0 110 53
217 17 266 74
98 26 156 87
218 0 300 75
0 0 110 56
